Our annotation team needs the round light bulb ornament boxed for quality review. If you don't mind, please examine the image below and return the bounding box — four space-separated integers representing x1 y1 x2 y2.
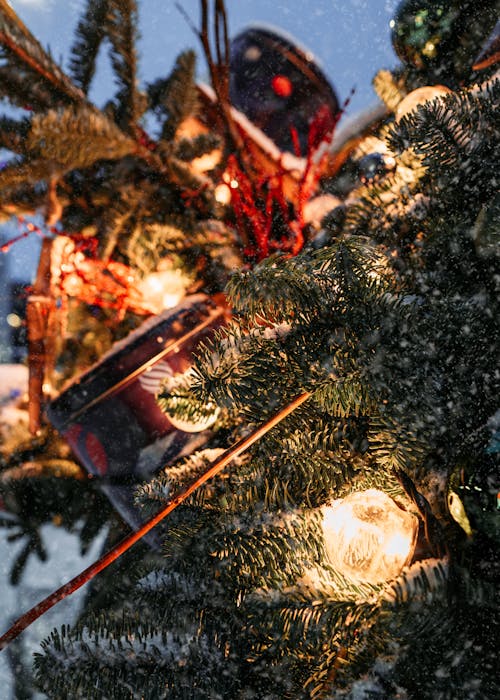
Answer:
395 85 452 121
163 395 220 433
321 489 419 584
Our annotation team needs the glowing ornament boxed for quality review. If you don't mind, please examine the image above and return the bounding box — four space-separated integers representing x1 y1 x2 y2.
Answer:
158 368 220 434
395 85 452 121
138 266 191 314
163 395 220 434
214 183 232 205
322 489 418 584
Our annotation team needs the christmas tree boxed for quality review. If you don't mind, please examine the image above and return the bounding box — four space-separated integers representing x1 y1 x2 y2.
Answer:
0 1 499 698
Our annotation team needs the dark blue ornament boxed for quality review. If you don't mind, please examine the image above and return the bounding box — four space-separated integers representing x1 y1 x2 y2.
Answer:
357 152 394 184
229 25 340 155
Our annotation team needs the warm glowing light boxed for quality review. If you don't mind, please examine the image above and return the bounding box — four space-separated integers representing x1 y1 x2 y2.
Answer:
395 85 452 121
422 41 436 58
322 489 418 584
6 313 21 328
271 74 293 98
190 149 222 175
138 268 190 314
215 183 232 205
162 369 220 433
165 396 220 433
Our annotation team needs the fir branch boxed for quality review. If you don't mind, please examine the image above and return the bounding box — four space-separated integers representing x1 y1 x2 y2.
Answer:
0 0 84 107
0 65 56 112
226 254 324 322
174 132 221 162
313 373 376 418
35 620 229 700
27 105 135 171
106 0 145 132
0 157 57 192
69 0 109 94
372 68 407 113
246 589 380 699
148 50 199 141
383 557 449 610
211 508 318 592
135 449 227 511
368 418 427 473
0 114 30 153
388 80 500 173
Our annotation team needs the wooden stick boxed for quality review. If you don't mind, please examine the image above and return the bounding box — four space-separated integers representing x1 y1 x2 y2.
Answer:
26 238 53 435
0 391 311 651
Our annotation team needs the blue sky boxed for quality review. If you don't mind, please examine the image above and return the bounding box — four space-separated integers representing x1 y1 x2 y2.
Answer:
9 0 401 116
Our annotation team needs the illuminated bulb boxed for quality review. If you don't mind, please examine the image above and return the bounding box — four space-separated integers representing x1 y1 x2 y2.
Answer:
215 183 232 205
321 489 418 584
138 268 191 314
161 369 220 433
6 313 21 328
190 149 222 175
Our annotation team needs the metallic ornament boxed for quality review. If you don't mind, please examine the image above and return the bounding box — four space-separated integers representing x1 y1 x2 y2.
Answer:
322 489 419 584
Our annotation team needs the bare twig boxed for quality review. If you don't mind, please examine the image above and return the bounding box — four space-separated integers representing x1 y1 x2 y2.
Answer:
177 0 243 153
26 237 53 435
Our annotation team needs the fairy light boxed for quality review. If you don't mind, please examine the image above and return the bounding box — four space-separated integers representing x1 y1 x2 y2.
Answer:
6 313 21 328
322 489 418 584
214 183 232 205
215 169 239 205
138 268 190 314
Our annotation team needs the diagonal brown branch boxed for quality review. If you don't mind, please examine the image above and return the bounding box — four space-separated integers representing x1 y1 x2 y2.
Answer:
0 391 311 651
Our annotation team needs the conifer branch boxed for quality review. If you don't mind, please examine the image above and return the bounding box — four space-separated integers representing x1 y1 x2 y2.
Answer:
69 0 109 93
106 0 145 132
0 115 30 153
0 392 310 651
0 0 85 106
150 50 199 140
27 105 136 171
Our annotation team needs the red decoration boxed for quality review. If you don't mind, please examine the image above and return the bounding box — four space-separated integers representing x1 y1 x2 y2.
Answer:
271 74 293 98
225 103 340 262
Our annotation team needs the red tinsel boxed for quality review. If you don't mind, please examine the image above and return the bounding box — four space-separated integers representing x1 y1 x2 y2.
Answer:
226 104 340 262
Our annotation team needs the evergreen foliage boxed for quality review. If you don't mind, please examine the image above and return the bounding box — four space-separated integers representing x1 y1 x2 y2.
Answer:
0 0 236 310
70 0 109 94
0 1 497 698
33 70 499 697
